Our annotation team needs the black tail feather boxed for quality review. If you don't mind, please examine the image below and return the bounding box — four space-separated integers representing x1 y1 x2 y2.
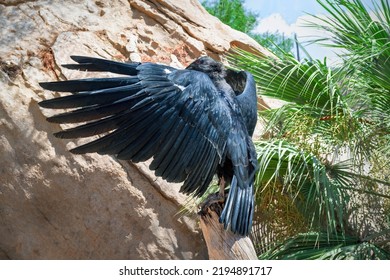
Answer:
219 175 254 236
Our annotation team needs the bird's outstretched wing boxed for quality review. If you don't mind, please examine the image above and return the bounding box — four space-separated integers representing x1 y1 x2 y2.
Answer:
39 56 257 235
39 56 232 197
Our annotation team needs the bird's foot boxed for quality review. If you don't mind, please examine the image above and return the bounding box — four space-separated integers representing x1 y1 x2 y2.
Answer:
198 192 225 216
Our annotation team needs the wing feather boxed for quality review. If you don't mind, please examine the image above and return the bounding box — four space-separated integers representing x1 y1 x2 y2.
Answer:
39 56 258 235
62 55 140 75
40 57 232 196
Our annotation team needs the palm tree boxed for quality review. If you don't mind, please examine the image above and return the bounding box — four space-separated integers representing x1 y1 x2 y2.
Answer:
228 0 390 259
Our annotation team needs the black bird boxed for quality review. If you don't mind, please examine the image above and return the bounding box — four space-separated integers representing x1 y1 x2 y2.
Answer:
39 55 258 236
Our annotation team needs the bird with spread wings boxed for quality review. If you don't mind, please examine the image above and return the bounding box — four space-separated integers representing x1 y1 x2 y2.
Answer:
39 55 258 236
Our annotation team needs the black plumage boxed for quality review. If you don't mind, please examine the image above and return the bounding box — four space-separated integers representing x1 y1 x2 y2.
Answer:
39 55 258 236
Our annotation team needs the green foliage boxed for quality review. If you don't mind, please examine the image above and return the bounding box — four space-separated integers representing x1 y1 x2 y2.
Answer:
259 232 390 260
201 0 294 55
254 140 352 236
202 0 257 33
228 0 390 259
250 32 294 57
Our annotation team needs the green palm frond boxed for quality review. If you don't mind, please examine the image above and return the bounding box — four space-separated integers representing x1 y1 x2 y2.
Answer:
228 47 365 153
228 48 340 111
254 140 350 235
225 0 390 259
251 182 310 254
307 0 390 107
259 232 390 260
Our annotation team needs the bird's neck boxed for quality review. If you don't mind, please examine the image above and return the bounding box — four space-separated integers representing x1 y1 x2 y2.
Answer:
208 71 226 83
211 77 236 100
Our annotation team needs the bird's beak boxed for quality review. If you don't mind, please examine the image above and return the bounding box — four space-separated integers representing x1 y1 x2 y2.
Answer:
186 61 197 70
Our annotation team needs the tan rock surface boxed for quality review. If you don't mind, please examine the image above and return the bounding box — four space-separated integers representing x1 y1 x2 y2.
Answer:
0 0 268 259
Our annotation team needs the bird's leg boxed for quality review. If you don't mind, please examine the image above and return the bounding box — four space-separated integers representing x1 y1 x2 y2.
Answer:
218 177 226 199
198 177 226 215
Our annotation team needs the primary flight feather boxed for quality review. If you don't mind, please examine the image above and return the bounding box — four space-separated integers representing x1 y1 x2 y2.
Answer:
39 55 258 236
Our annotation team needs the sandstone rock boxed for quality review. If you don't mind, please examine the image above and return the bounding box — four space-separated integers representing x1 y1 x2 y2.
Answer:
0 0 269 259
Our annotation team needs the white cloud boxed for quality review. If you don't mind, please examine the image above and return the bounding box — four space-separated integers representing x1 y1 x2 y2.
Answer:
294 14 345 65
254 13 295 36
254 13 344 65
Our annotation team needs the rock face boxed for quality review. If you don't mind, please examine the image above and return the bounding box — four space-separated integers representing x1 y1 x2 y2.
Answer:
0 0 267 259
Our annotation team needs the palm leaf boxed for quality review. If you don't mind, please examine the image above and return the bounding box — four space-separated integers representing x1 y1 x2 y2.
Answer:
259 232 390 260
228 48 340 111
225 0 390 258
307 0 390 102
254 140 351 235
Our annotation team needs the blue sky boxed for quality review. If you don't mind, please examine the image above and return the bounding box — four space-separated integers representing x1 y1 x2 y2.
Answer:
244 0 326 24
244 0 375 24
242 0 376 63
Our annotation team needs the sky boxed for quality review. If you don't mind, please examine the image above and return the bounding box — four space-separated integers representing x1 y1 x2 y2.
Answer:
243 0 376 64
245 0 327 24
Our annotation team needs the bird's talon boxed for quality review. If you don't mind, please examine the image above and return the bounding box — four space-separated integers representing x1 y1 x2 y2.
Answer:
198 192 225 216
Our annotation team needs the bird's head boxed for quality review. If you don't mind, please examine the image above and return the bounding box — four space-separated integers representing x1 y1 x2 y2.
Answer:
186 56 225 79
